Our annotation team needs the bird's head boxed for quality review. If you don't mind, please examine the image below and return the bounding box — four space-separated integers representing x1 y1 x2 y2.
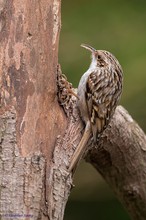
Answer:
81 43 121 71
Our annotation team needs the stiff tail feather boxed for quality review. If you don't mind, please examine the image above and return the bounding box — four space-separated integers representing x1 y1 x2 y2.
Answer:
68 122 91 172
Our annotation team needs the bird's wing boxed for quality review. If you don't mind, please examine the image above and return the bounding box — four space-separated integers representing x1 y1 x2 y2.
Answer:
86 70 121 142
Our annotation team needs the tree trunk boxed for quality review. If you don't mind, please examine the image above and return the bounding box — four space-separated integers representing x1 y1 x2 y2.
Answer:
0 0 67 219
1 1 146 220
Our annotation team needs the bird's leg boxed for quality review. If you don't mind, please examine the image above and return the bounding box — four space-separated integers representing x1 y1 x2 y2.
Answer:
68 121 91 172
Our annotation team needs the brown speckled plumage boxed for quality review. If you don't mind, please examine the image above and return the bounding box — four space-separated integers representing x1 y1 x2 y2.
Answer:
69 44 123 171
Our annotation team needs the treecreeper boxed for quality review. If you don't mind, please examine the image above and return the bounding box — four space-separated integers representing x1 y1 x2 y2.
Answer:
68 44 123 172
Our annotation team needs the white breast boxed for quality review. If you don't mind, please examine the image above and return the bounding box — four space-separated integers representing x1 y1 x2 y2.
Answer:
77 55 99 123
77 69 92 124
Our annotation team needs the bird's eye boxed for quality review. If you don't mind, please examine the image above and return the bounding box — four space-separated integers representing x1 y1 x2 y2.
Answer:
97 55 101 60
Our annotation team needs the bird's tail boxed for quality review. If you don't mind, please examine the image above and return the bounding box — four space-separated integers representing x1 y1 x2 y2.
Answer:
68 122 91 172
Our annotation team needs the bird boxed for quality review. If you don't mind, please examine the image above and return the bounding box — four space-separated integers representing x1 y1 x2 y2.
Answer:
68 44 123 172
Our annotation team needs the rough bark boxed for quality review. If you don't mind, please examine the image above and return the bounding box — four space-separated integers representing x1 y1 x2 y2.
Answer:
86 106 146 220
0 0 67 219
1 1 146 220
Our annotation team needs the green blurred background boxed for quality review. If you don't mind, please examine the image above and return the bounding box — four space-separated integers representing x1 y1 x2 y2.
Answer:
59 0 146 219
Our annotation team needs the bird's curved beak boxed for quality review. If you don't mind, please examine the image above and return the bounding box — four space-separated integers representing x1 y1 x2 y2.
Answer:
80 44 96 53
